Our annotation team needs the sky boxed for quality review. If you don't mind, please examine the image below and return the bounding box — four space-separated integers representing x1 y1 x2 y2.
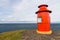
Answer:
0 0 60 23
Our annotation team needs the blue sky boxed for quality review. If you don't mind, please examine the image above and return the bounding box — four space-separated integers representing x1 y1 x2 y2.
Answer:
0 0 60 23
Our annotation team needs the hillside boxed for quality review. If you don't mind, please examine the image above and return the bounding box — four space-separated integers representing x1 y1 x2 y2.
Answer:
0 30 60 40
0 30 25 40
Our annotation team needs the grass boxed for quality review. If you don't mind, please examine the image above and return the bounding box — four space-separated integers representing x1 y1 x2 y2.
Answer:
0 30 25 40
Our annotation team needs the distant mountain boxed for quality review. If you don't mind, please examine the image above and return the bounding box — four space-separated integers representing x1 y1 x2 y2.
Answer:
0 21 36 23
0 21 60 23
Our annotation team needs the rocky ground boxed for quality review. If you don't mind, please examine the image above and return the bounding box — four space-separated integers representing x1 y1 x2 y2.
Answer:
22 30 60 40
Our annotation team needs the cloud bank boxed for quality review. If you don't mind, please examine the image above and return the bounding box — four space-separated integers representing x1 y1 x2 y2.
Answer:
0 0 60 23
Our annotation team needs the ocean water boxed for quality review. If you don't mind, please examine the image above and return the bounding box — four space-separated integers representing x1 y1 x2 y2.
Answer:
0 23 60 32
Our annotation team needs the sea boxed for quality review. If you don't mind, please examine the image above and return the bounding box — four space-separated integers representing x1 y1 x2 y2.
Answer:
0 23 60 32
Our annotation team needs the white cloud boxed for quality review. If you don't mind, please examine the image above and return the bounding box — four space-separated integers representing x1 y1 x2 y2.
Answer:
0 0 9 7
0 0 60 23
9 0 37 21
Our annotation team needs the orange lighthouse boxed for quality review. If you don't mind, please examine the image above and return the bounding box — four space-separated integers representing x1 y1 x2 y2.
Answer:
36 4 52 34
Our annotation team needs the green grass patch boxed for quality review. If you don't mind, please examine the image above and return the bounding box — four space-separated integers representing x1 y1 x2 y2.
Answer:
0 30 25 40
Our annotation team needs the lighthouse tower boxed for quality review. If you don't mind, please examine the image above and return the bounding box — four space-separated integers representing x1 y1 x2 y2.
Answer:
36 4 52 34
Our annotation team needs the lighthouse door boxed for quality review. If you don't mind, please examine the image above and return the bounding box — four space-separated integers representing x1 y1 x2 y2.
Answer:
37 17 42 23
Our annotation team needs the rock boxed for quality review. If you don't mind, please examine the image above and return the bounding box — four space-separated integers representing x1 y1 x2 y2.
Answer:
22 30 60 40
51 38 55 40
